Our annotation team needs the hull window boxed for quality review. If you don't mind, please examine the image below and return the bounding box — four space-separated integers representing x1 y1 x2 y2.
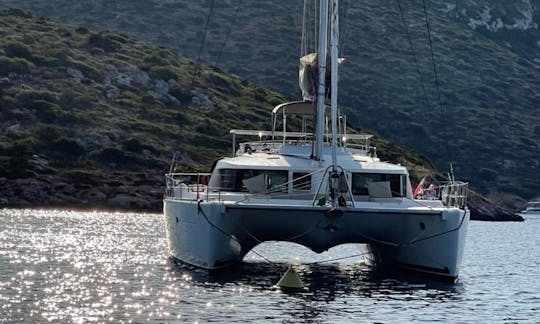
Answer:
292 172 312 191
219 169 288 192
352 173 405 197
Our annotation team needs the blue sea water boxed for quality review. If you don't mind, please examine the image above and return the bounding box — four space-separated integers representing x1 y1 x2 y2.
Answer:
0 209 538 323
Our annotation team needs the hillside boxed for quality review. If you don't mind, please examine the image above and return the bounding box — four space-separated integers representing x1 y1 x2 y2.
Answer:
3 0 537 199
0 9 280 210
0 9 522 220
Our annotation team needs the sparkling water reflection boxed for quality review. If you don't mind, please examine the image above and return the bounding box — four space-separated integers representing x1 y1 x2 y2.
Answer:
0 209 538 322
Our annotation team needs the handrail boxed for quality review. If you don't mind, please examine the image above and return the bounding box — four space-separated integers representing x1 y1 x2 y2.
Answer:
165 173 469 210
165 172 212 200
230 129 372 140
417 181 468 209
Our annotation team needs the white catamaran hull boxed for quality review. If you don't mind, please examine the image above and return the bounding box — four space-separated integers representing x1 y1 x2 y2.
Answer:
164 199 469 280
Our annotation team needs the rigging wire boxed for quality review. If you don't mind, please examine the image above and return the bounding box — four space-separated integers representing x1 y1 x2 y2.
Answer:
301 0 318 56
314 0 318 51
215 0 242 67
421 0 453 162
395 0 431 109
301 0 308 56
191 0 215 87
339 0 352 57
305 252 370 265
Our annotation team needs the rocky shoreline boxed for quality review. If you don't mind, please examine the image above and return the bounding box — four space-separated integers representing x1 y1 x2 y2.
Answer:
0 172 164 213
0 173 524 221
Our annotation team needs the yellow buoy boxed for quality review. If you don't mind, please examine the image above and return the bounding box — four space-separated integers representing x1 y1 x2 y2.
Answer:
276 266 304 290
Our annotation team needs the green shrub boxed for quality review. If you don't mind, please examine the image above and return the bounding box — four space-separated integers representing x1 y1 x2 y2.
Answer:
90 147 131 165
15 89 58 107
88 33 121 52
0 156 9 177
31 55 62 68
141 95 156 104
149 66 177 80
169 110 188 123
195 121 220 136
265 94 285 107
169 85 191 103
75 26 89 34
47 138 85 157
143 53 168 66
0 77 9 88
60 169 102 185
59 88 79 109
30 100 73 123
33 124 67 142
69 60 103 82
3 42 33 60
122 138 144 153
11 138 36 154
0 56 34 75
252 87 267 101
5 156 32 178
3 138 36 177
122 138 159 154
106 33 129 44
59 87 98 109
191 134 228 149
31 99 60 111
205 73 240 95
72 94 96 109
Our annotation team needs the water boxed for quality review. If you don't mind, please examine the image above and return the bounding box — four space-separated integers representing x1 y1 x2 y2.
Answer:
0 209 538 323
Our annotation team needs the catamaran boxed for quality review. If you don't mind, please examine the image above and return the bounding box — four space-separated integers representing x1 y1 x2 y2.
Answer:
164 0 469 281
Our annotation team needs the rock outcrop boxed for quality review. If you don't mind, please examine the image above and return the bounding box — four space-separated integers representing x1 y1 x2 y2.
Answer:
468 191 524 221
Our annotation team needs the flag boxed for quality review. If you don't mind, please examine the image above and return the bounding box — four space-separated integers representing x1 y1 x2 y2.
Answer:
413 177 427 198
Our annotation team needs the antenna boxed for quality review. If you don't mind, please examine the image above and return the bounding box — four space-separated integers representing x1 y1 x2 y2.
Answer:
169 151 177 173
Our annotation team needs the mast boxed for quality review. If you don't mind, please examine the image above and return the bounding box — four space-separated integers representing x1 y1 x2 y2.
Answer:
330 0 339 170
315 0 328 161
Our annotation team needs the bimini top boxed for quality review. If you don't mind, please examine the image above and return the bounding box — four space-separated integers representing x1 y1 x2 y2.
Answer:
267 100 372 142
272 100 323 116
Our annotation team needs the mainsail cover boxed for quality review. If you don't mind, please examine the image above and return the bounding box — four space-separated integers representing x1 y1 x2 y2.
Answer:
298 53 344 102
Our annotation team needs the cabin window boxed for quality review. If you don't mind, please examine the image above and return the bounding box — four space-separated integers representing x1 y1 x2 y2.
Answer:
352 173 405 197
219 169 288 192
292 172 312 191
